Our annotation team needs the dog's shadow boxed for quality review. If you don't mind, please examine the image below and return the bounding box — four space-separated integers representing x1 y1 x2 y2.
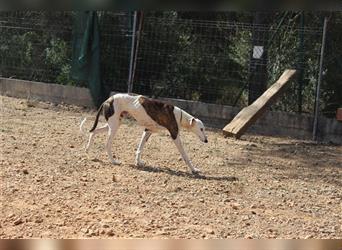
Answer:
128 164 238 181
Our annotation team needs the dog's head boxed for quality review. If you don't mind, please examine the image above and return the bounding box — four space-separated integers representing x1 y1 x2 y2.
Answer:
189 118 208 143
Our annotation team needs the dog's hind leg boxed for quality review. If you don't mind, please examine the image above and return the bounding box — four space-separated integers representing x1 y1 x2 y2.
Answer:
106 116 121 165
85 124 108 152
135 129 152 166
173 135 201 174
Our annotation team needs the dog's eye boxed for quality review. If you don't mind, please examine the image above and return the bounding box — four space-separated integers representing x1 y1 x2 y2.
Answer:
200 128 203 131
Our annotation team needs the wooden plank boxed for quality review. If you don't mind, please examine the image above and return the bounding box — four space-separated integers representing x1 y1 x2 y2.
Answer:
223 69 297 138
337 108 342 121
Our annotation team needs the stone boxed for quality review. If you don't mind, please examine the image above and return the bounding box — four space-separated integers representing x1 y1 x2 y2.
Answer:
232 203 240 210
35 218 43 223
107 229 115 236
14 218 23 225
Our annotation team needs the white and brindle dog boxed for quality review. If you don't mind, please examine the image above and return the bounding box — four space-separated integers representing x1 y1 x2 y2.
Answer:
80 93 208 174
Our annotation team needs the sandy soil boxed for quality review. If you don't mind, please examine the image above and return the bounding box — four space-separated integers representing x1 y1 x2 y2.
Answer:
0 95 341 239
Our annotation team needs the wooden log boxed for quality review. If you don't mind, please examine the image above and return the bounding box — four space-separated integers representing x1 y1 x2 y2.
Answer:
336 108 342 121
223 69 297 138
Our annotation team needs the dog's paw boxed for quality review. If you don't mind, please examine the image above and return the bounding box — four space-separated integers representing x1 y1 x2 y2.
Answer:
191 167 201 174
135 161 145 167
111 160 121 165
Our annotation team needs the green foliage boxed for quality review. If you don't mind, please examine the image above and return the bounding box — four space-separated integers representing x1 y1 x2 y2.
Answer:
45 39 67 66
0 30 42 78
135 12 248 105
0 11 74 85
45 38 75 85
321 13 342 118
56 64 74 85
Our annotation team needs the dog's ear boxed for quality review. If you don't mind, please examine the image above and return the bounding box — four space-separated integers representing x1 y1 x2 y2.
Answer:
190 118 196 127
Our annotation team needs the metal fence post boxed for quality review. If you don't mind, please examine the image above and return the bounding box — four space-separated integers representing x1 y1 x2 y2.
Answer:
127 11 137 93
313 16 328 141
248 12 270 105
297 12 305 113
132 11 143 91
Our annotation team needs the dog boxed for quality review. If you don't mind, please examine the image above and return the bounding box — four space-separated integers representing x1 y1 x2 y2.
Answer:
80 93 208 174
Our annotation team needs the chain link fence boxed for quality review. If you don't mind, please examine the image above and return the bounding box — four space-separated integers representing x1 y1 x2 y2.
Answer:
1 11 335 116
319 14 342 118
132 12 323 114
0 12 73 84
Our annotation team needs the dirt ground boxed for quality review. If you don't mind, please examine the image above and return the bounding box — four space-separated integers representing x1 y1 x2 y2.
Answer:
0 95 341 239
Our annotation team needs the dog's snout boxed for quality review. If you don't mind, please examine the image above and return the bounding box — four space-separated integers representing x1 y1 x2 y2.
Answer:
204 138 208 143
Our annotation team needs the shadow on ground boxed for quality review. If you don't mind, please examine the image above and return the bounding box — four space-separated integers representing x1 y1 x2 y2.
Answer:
129 164 238 182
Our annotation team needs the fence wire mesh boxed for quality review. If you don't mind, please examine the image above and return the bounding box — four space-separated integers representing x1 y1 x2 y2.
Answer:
0 12 73 84
98 11 131 93
1 11 337 117
318 14 342 118
132 12 323 114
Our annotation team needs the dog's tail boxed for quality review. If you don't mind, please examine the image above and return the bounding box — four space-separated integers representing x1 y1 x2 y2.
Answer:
89 103 104 133
79 117 88 134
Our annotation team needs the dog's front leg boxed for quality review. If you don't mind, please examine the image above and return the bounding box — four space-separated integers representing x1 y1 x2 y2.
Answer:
173 135 201 174
135 129 152 166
